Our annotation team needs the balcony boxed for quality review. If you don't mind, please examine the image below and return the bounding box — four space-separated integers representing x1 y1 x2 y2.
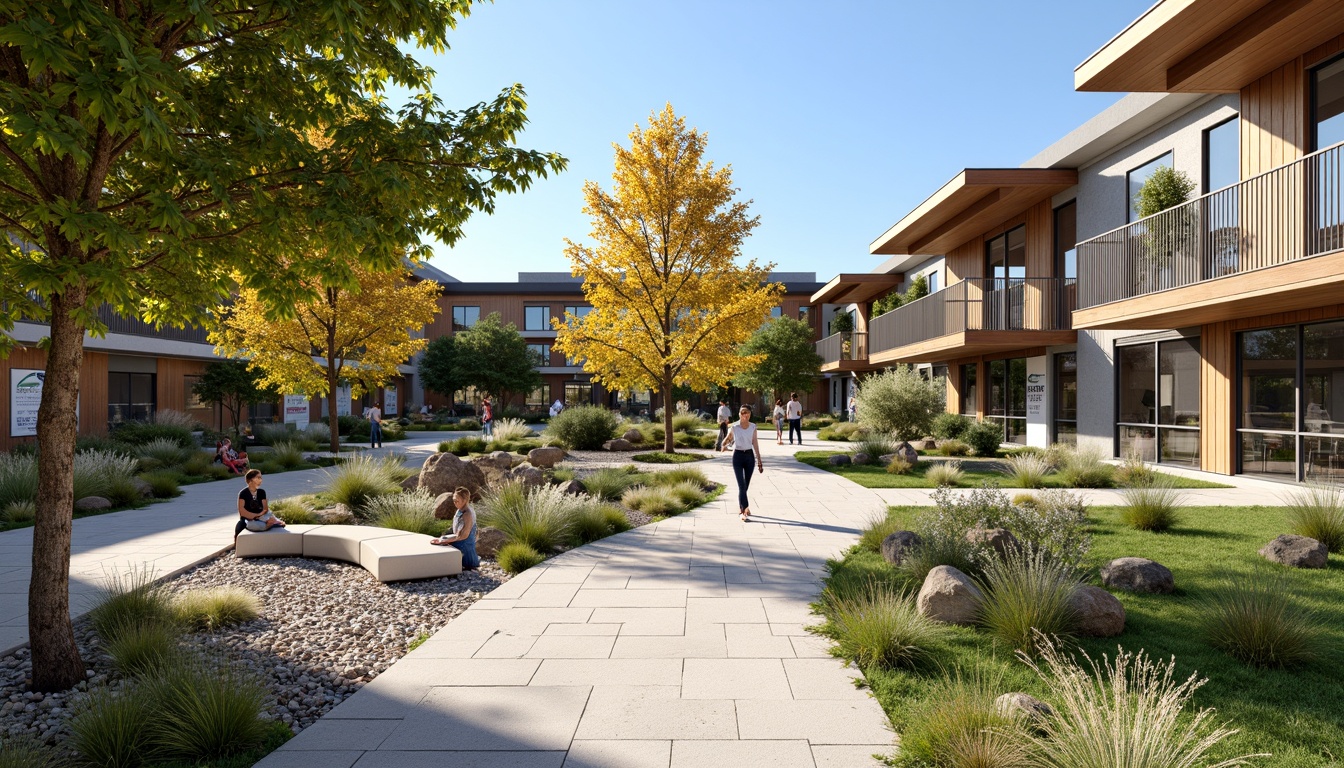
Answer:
97 306 211 344
869 278 1076 364
1074 142 1344 330
816 332 868 373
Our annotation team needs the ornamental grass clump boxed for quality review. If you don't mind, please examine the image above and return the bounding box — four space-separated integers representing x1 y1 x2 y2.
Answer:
620 485 680 517
365 490 442 536
69 686 156 768
1283 482 1344 552
894 669 1030 768
924 460 965 487
581 467 639 501
854 435 897 464
1112 449 1157 487
885 455 913 475
858 512 904 554
1055 444 1114 488
1003 452 1052 488
320 455 401 514
569 502 631 545
817 580 945 670
104 618 184 678
496 541 546 574
1199 570 1323 669
490 417 533 443
664 480 708 509
938 439 971 457
647 466 710 489
173 587 262 632
1 500 36 524
975 549 1080 651
441 436 489 455
88 566 176 642
138 471 182 499
266 440 306 470
269 497 320 525
136 437 193 469
0 737 65 768
1120 479 1185 532
1020 639 1262 768
479 481 573 552
142 660 270 762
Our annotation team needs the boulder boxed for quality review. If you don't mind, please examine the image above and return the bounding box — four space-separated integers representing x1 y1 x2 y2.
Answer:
1100 557 1174 594
827 454 851 466
75 496 112 511
852 452 871 466
418 452 487 499
483 451 515 470
966 527 1021 558
622 428 644 443
879 453 898 465
132 478 154 498
316 505 354 525
1259 534 1328 569
918 438 939 451
895 441 920 464
995 692 1053 723
476 527 508 559
400 475 420 492
558 479 585 495
603 438 635 452
1068 585 1126 637
916 565 983 625
509 465 546 488
432 493 457 521
527 446 566 469
880 531 922 566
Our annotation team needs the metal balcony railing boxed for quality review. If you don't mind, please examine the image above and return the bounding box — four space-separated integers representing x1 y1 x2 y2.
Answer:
96 305 211 344
816 332 868 365
1077 141 1344 309
869 277 1076 355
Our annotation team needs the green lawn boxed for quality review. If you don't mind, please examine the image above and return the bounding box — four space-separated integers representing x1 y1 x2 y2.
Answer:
825 505 1344 767
794 450 1233 489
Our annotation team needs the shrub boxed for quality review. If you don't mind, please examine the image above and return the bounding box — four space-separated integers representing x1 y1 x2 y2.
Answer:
0 737 65 768
320 455 401 513
853 435 896 464
569 500 631 545
205 464 234 480
138 471 182 499
104 619 183 678
895 670 1030 768
1284 482 1344 553
440 436 489 455
1199 570 1323 668
1112 449 1156 487
818 421 866 441
937 439 970 457
266 440 306 470
817 580 945 669
1003 489 1091 569
491 417 533 442
800 416 834 430
963 420 1003 457
76 434 126 454
581 467 638 501
269 497 320 525
1021 641 1257 767
857 511 904 553
256 423 297 446
104 475 144 508
855 366 944 441
673 431 715 449
136 437 193 469
924 461 964 487
976 549 1080 650
1003 453 1051 488
664 480 708 509
633 451 707 464
455 418 482 431
365 490 443 536
497 541 546 573
143 661 269 761
1120 480 1184 532
173 587 262 631
599 505 632 534
181 453 212 477
110 421 195 448
69 686 155 768
545 405 619 450
88 567 176 642
479 481 573 552
303 422 332 443
646 466 710 489
885 456 912 475
2 500 36 524
931 412 971 440
621 486 680 517
1056 445 1114 488
74 450 141 505
670 413 707 433
1135 164 1197 219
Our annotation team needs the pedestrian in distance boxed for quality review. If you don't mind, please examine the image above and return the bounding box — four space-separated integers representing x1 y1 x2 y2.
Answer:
772 398 785 445
848 393 858 423
549 398 565 418
364 403 383 448
714 398 733 451
722 405 764 522
786 392 803 445
481 396 494 438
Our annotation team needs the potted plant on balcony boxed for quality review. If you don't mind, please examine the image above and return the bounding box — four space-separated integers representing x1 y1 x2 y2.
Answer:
1135 166 1197 291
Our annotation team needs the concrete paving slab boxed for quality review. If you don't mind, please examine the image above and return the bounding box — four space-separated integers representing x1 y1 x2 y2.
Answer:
563 740 671 768
383 685 590 751
682 659 792 700
574 686 737 741
530 658 683 687
811 745 890 767
671 740 816 767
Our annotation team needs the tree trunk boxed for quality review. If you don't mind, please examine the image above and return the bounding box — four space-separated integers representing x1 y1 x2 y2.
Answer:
327 361 341 454
29 289 89 692
662 366 675 454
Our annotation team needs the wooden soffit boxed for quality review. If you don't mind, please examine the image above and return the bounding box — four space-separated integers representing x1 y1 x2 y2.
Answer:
869 169 1078 257
869 330 1078 365
810 273 904 305
1075 0 1344 93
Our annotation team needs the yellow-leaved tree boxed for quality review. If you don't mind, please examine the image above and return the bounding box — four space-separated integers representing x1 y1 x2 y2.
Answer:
554 105 783 453
212 262 441 452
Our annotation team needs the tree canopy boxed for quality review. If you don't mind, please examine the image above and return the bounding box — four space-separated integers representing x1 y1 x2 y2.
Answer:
855 366 946 442
731 317 823 402
451 312 543 406
193 360 280 435
554 105 781 452
419 335 466 401
0 0 564 689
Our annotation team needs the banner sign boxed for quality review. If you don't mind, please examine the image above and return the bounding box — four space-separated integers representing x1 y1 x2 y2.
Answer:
10 369 43 437
283 394 310 430
383 385 398 417
336 383 352 417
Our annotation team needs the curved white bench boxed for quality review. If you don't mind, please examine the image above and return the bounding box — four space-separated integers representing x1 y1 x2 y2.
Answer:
235 524 462 582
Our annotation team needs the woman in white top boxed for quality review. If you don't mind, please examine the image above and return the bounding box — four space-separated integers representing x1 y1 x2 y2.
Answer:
772 398 785 445
722 405 764 522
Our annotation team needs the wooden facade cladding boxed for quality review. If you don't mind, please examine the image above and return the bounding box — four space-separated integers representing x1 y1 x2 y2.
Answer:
427 291 586 340
0 348 108 453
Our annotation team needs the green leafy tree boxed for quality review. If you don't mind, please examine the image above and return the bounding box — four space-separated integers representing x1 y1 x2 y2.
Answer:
453 313 543 407
419 335 467 401
193 361 280 436
1136 166 1197 219
872 274 930 318
0 2 564 690
732 317 823 402
855 366 946 442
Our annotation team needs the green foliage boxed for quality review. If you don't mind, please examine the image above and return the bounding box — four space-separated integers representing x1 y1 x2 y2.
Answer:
858 512 906 554
800 416 834 430
621 486 680 516
975 550 1080 651
581 468 639 501
670 413 708 433
266 441 306 470
138 472 182 499
88 567 176 643
1055 445 1115 488
69 686 156 768
269 497 320 525
925 461 965 487
1199 571 1323 669
663 480 709 508
962 421 1003 458
142 661 269 761
1135 165 1198 219
451 313 544 403
365 490 444 536
893 670 1029 768
1002 453 1052 489
647 467 711 489
320 456 401 514
1120 480 1185 532
1 500 36 524
418 335 466 402
441 436 489 455
76 434 128 455
549 464 577 483
194 362 281 436
818 421 867 441
545 405 620 450
855 366 945 441
853 435 896 464
0 737 66 768
136 438 193 469
871 274 931 320
490 418 534 443
569 503 632 546
1284 483 1344 553
937 439 971 457
172 587 262 632
731 316 824 400
632 451 707 464
885 455 913 475
104 619 184 679
816 580 945 670
829 311 855 334
497 542 546 574
109 423 195 449
1113 449 1157 487
931 412 971 440
478 481 573 552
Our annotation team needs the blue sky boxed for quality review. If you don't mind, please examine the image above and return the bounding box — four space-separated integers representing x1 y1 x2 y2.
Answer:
418 0 1151 282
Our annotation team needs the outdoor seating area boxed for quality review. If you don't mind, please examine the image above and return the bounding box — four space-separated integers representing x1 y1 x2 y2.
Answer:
235 523 464 581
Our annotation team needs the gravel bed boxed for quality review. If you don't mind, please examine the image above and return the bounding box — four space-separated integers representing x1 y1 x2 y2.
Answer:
561 447 715 469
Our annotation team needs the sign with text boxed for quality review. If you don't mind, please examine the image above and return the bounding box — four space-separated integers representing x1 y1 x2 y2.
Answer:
283 394 310 430
10 369 43 437
336 384 352 417
383 385 398 417
1025 356 1049 448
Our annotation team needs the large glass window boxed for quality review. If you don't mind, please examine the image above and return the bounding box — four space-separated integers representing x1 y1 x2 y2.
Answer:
1117 339 1200 465
960 363 977 416
798 305 812 329
564 382 592 408
527 343 551 366
1127 152 1173 222
108 372 156 427
565 305 592 323
1312 54 1344 151
769 307 783 319
985 226 1026 281
452 306 479 331
1053 201 1077 280
1054 352 1077 445
926 271 940 294
526 385 549 409
1203 116 1239 193
524 306 550 331
986 358 1027 445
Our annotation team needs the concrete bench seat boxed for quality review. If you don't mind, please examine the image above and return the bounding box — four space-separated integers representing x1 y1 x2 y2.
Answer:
235 524 462 582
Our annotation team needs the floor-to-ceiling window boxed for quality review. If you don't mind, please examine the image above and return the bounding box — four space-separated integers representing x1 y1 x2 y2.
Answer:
1053 352 1077 445
1312 53 1344 152
1116 338 1200 464
960 364 977 416
987 358 1026 445
108 372 156 427
984 227 1026 330
1239 321 1344 482
1127 152 1173 222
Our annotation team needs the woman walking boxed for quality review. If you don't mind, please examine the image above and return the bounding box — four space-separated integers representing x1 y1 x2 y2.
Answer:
772 398 785 445
722 404 764 522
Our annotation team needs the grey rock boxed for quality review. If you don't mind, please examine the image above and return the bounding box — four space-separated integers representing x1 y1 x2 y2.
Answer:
481 451 515 470
852 452 871 466
894 441 920 464
432 493 456 521
827 454 851 466
399 475 419 492
1259 534 1328 569
1100 557 1174 594
603 438 635 452
918 438 939 451
418 452 487 498
132 478 154 498
74 496 111 510
1068 585 1125 637
880 531 922 566
526 446 566 468
558 479 585 496
509 465 546 488
475 527 508 558
622 428 644 443
879 453 898 464
966 527 1021 558
995 692 1053 722
916 565 983 625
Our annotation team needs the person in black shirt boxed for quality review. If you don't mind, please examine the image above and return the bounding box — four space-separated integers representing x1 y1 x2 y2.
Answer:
236 469 285 537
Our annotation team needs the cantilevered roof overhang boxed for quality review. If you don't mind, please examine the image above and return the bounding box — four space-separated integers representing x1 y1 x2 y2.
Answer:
869 169 1078 256
810 273 904 306
1075 0 1344 93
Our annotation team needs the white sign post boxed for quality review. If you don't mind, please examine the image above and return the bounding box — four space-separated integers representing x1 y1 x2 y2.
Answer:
10 369 43 437
383 385 398 417
1025 356 1049 448
336 383 352 417
283 394 310 430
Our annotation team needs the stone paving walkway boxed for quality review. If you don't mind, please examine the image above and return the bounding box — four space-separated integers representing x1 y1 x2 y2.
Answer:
256 436 894 768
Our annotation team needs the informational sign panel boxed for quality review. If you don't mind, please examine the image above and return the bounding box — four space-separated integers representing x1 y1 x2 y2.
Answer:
336 383 352 417
10 369 43 437
1025 356 1049 448
383 385 398 417
283 394 310 430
